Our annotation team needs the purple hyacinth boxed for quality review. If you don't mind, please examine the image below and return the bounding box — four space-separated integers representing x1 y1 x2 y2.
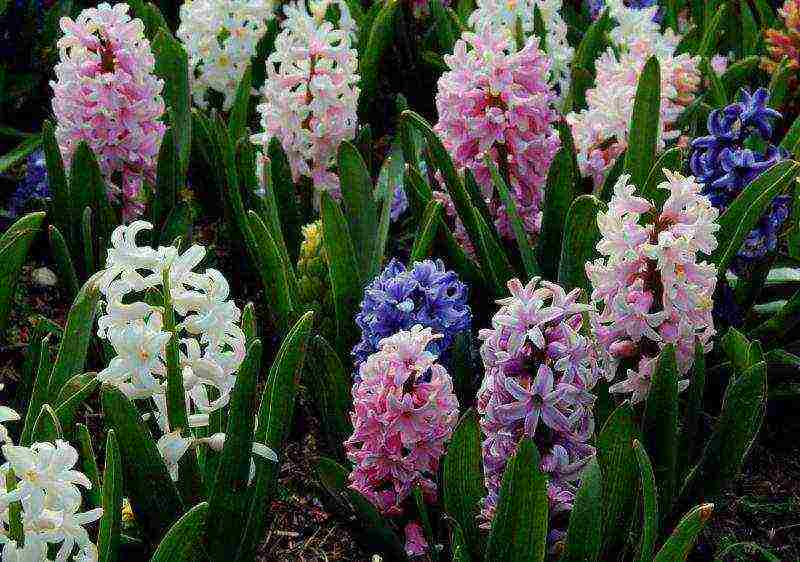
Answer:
352 259 472 374
587 0 661 20
4 149 50 220
690 88 790 269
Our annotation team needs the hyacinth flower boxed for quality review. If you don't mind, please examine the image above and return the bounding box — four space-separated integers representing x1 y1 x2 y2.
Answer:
177 0 276 110
467 0 574 97
566 0 700 187
477 277 600 532
250 0 359 206
345 326 460 557
763 1 800 88
690 88 790 270
51 3 166 220
586 171 719 403
586 0 662 21
296 221 336 342
434 26 561 250
352 259 472 374
3 149 50 222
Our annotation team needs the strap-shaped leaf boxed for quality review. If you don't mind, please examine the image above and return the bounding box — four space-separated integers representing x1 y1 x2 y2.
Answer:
739 0 759 57
558 195 605 295
207 340 262 560
235 312 313 562
623 56 661 191
0 134 41 175
228 65 252 142
101 385 184 543
697 4 726 58
32 404 62 442
560 458 603 562
538 148 576 280
680 341 706 478
48 225 79 300
247 211 296 330
721 56 759 94
152 129 178 233
721 327 751 377
49 274 101 397
339 141 378 279
681 362 767 503
751 285 800 343
597 402 641 556
410 200 442 262
76 423 102 507
0 212 45 334
633 440 659 562
20 334 52 447
321 193 362 355
97 430 122 562
358 0 397 115
563 10 611 112
641 148 683 208
653 504 714 562
54 375 99 435
150 502 209 562
642 345 679 523
486 439 548 562
309 335 353 459
152 30 191 174
442 410 485 561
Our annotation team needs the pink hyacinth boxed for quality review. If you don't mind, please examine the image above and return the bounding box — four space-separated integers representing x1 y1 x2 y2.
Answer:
51 2 166 220
586 171 719 403
566 38 700 187
345 325 459 556
477 278 600 527
763 1 800 89
434 26 561 248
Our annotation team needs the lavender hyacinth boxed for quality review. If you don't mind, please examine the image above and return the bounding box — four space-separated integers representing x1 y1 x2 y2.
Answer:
690 88 790 270
4 149 50 220
352 259 472 373
587 0 661 20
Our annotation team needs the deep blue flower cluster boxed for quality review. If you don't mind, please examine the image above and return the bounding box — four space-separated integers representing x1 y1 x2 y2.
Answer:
4 149 51 220
586 0 661 20
352 259 472 374
690 88 791 269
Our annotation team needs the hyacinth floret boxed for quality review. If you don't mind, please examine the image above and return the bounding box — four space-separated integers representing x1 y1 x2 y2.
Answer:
690 88 790 267
4 149 50 221
352 259 472 372
345 326 459 557
95 221 246 436
250 0 359 205
177 0 276 110
477 277 599 528
763 1 800 84
585 171 719 403
434 26 560 247
567 0 700 187
51 2 166 220
467 0 574 97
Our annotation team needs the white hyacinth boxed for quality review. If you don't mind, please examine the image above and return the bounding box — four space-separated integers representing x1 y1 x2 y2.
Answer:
178 0 277 110
1 440 102 562
467 0 574 98
95 221 246 431
250 0 359 205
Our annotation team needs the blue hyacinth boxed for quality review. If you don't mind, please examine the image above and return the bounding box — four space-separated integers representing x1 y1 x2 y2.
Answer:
587 0 661 20
689 88 790 270
352 259 472 375
4 149 51 220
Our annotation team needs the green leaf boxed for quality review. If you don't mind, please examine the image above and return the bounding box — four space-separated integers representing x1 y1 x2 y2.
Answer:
653 504 714 562
431 0 459 54
339 141 378 279
561 458 603 562
597 403 641 556
768 56 792 110
681 362 767 502
54 375 99 435
207 340 262 561
752 285 800 343
697 4 726 58
633 440 659 562
48 225 80 304
711 160 800 271
739 0 759 57
0 212 45 334
152 129 178 233
101 385 184 544
76 423 103 507
0 134 41 174
721 56 759 95
309 336 353 459
42 121 70 243
32 404 62 442
410 200 443 262
228 65 252 142
722 327 751 377
702 58 728 109
358 0 397 116
486 157 540 278
98 431 122 562
642 345 679 524
623 56 661 190
321 193 362 355
69 143 111 248
48 274 100 397
558 195 605 295
442 410 485 561
247 211 296 330
235 312 313 562
82 208 96 278
486 439 549 562
680 341 706 477
563 11 611 111
20 339 52 448
538 148 576 280
152 31 191 174
150 502 208 562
